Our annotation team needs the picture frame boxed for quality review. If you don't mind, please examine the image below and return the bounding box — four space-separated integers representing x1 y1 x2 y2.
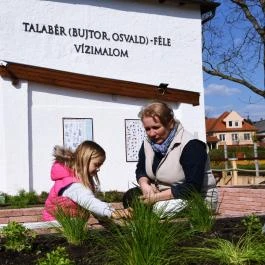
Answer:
63 118 93 150
125 119 145 162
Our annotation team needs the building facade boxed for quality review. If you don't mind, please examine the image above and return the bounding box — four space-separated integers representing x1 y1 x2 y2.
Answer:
206 111 257 149
0 0 218 194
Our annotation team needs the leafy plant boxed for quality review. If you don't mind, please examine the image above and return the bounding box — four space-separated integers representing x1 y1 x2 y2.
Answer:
107 199 191 265
36 246 74 265
180 233 265 265
53 204 91 245
241 214 263 235
0 221 36 252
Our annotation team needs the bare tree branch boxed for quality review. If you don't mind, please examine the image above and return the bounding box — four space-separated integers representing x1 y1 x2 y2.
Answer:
203 0 265 99
203 65 265 97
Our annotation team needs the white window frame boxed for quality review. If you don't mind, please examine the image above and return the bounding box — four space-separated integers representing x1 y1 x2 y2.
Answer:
244 133 250 140
232 133 238 141
219 134 225 141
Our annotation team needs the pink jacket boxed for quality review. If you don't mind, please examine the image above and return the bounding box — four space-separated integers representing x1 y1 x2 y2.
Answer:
42 162 80 221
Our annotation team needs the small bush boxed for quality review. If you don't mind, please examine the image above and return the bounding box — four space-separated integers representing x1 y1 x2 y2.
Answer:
37 246 74 265
0 221 36 252
95 190 124 202
2 190 48 208
5 190 39 208
241 214 263 235
38 191 49 204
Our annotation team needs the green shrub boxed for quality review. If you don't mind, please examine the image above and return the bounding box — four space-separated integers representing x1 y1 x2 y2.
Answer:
5 190 39 208
209 146 265 160
0 221 36 252
38 191 49 204
95 190 124 202
2 190 48 208
0 192 6 204
36 246 74 265
241 214 263 235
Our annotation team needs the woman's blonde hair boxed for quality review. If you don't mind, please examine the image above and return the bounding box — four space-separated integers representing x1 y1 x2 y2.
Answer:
53 140 105 192
138 101 178 127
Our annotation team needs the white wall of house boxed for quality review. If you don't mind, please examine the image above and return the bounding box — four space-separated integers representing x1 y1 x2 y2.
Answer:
0 0 206 194
217 132 255 147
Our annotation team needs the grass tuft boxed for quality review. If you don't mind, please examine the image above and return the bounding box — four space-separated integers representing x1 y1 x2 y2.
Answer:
53 205 91 246
107 199 191 265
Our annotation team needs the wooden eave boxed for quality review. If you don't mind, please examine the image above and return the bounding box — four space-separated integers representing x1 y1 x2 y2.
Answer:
0 61 200 105
158 0 220 14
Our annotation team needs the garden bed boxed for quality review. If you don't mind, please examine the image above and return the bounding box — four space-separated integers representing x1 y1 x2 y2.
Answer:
1 214 265 265
1 188 265 264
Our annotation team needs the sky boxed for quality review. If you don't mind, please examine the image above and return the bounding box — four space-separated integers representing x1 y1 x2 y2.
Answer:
203 1 265 122
204 74 265 122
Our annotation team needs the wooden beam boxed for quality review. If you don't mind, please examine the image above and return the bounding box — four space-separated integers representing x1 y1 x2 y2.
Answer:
0 61 200 105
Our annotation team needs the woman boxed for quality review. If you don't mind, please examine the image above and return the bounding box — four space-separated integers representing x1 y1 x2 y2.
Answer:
123 101 218 215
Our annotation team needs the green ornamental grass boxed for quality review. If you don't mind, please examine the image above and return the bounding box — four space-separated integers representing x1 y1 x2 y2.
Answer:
180 232 265 265
182 191 216 234
107 199 191 265
53 204 91 246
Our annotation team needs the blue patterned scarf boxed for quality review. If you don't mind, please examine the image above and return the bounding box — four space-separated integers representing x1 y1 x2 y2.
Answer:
150 127 177 156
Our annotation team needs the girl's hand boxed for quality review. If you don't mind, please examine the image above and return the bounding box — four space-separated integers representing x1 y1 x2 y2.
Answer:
111 208 132 219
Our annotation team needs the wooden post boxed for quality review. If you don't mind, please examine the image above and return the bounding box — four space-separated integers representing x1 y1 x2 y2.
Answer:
224 143 228 171
229 158 238 185
254 143 259 182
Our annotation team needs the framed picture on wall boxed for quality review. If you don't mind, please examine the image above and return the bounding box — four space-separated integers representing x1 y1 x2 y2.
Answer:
125 119 145 162
63 118 93 150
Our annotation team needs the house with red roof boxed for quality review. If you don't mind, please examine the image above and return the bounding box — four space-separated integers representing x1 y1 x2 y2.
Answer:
206 111 257 149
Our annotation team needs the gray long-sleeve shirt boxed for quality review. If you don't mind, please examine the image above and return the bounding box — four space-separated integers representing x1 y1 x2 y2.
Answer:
62 183 114 217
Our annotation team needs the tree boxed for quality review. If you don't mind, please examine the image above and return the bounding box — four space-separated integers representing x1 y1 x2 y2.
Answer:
203 0 265 99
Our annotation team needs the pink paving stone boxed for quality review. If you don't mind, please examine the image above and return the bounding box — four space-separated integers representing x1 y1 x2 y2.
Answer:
0 217 9 224
0 209 23 218
9 215 40 223
21 207 43 216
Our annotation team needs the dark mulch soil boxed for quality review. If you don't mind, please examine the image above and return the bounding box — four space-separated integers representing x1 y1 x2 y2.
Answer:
1 216 264 265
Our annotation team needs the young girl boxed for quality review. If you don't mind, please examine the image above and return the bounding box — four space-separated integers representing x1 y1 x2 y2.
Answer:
43 140 130 221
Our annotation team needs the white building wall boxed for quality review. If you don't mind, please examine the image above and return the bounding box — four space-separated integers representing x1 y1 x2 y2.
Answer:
0 0 206 194
0 78 30 193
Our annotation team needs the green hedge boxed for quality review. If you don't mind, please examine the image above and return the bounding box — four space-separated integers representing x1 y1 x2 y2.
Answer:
209 146 265 160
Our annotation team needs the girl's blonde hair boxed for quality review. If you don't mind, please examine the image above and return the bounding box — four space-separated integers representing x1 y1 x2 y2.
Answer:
138 101 178 127
53 140 105 192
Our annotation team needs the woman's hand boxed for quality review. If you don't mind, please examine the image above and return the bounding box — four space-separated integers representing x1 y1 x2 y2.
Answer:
138 177 158 197
111 208 132 219
139 192 158 205
139 188 174 205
